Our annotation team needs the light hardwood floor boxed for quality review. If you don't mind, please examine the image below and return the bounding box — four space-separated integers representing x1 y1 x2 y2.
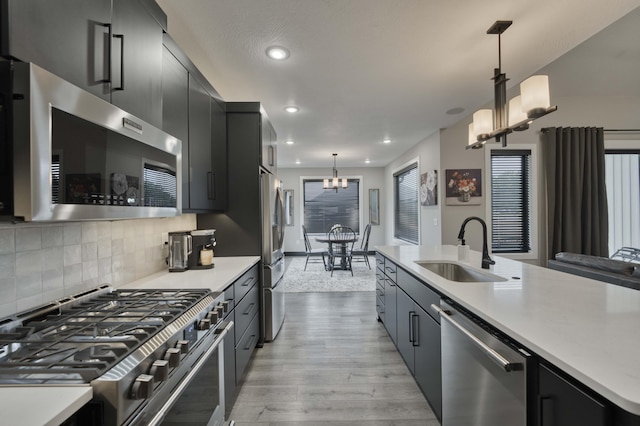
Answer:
227 292 438 425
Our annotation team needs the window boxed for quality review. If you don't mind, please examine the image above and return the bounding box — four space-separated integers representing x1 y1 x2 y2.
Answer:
394 163 419 244
605 150 640 253
490 150 532 253
302 178 360 234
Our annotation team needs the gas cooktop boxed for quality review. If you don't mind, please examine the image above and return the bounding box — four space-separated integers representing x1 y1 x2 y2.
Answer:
0 287 211 384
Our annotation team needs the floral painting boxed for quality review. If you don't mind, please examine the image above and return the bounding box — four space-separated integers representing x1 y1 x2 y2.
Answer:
445 169 482 205
420 170 437 206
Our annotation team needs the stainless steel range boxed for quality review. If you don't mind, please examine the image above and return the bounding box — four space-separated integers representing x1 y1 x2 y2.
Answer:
0 285 233 426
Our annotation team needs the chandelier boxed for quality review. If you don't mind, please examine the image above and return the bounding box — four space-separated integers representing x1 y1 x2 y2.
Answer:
467 20 557 149
323 153 348 191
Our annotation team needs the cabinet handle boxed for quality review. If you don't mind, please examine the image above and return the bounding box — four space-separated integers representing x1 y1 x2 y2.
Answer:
268 145 275 166
411 313 419 347
538 395 553 426
431 304 522 372
243 302 255 316
113 33 125 91
207 171 215 200
244 334 257 351
242 277 254 287
408 311 415 343
99 23 112 83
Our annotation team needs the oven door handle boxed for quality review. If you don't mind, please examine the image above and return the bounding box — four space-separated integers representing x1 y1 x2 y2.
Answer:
147 321 234 426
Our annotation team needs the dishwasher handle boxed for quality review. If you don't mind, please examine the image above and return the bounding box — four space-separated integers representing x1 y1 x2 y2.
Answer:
431 304 522 373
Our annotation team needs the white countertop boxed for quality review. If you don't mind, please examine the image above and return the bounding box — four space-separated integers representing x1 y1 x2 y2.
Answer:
0 386 92 426
119 256 260 292
376 245 640 416
0 256 260 426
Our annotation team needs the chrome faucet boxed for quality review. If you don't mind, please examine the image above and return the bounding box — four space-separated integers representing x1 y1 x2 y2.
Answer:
457 216 495 269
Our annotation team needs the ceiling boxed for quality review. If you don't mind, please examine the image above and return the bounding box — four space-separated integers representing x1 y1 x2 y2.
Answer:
156 0 640 168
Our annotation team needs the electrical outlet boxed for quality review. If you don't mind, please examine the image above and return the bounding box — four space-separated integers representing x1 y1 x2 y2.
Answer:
433 218 438 226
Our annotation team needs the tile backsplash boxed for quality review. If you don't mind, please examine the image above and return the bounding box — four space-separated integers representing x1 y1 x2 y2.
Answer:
0 214 197 317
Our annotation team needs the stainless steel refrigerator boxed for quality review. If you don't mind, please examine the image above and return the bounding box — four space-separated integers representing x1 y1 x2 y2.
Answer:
261 172 286 341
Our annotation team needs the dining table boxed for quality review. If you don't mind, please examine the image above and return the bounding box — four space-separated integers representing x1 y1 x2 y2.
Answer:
315 235 358 271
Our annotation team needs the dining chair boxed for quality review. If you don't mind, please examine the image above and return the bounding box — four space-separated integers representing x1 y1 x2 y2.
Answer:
302 225 327 270
351 223 372 269
328 226 356 276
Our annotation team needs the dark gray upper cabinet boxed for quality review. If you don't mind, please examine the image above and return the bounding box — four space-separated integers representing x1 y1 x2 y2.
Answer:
210 97 227 211
188 74 213 211
162 35 226 213
161 46 189 209
110 0 163 127
261 116 277 174
0 0 163 127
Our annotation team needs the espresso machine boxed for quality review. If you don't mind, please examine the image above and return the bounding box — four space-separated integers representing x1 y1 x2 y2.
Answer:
167 231 192 272
189 229 216 269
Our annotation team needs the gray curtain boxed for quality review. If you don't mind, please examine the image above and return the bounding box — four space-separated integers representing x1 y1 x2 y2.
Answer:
543 127 609 259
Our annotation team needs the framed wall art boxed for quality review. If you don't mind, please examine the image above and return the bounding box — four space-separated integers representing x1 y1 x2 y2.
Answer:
445 169 482 205
369 188 380 225
420 170 438 206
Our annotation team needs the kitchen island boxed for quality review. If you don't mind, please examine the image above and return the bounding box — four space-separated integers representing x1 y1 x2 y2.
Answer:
376 244 640 422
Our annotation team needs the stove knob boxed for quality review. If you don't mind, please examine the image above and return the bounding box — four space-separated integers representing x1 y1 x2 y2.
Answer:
176 340 189 354
198 318 211 330
207 310 219 323
149 360 169 382
221 301 230 313
131 374 154 399
164 347 181 368
215 305 225 317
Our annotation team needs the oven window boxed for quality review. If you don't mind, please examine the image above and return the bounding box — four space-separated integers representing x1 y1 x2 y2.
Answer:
160 348 221 425
51 107 177 207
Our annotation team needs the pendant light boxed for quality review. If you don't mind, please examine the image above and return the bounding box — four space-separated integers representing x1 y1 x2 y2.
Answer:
323 153 348 192
467 20 557 150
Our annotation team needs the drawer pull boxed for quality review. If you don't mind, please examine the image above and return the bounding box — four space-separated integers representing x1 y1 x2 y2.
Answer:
244 334 257 350
243 302 256 316
241 277 255 287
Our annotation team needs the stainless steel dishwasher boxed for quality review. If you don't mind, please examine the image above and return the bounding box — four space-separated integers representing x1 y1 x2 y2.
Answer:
433 300 532 426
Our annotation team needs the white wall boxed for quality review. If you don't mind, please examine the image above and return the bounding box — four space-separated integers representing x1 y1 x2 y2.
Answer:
277 167 385 253
383 131 442 247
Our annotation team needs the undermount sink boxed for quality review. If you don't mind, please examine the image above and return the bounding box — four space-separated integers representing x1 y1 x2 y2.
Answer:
414 261 507 283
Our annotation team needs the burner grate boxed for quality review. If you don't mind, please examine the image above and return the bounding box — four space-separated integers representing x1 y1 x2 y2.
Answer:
0 288 211 384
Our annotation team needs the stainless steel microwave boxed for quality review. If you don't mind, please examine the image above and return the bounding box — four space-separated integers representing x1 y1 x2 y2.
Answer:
4 62 182 221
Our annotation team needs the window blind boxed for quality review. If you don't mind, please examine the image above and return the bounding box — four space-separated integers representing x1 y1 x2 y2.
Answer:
394 163 419 244
303 179 360 234
490 150 531 253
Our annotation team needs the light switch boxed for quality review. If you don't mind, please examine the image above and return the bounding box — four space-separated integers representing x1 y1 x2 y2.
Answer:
433 218 438 226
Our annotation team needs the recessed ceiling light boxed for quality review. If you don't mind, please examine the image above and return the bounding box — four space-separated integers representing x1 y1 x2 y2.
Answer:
266 46 289 60
284 106 299 113
365 159 371 164
285 140 295 145
295 160 301 164
383 138 391 144
446 107 465 115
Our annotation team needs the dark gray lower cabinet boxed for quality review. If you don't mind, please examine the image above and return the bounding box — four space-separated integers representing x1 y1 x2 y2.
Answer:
396 286 442 421
538 363 609 426
384 277 397 344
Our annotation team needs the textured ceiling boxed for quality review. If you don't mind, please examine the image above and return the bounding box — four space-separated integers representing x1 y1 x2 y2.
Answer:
156 0 640 168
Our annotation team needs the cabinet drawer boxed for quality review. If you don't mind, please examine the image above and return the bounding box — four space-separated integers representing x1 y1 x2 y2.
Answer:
376 288 385 304
376 300 385 322
384 260 397 283
234 264 259 302
376 277 385 294
397 268 440 323
234 283 259 345
235 311 259 384
376 254 385 273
